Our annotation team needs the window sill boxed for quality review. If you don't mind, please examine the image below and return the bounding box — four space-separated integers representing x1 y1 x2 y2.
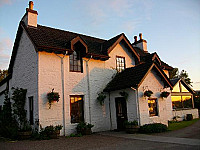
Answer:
149 115 159 118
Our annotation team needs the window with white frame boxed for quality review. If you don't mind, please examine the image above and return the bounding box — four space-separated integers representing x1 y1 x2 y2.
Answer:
116 56 125 72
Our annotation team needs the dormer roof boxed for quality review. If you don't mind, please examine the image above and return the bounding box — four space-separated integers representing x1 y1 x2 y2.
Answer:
104 62 173 92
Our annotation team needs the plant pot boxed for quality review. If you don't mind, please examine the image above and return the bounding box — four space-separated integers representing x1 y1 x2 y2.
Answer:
126 126 139 134
49 131 60 139
83 128 92 135
18 131 32 140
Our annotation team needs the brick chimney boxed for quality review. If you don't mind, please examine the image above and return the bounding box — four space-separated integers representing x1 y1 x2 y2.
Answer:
132 33 147 53
22 1 38 27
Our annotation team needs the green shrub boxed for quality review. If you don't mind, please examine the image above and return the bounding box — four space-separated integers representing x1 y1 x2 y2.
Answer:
68 133 82 137
139 123 167 133
186 114 193 121
76 122 94 135
124 120 138 126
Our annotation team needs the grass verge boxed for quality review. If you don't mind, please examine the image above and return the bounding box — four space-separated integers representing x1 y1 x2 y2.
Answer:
168 118 200 131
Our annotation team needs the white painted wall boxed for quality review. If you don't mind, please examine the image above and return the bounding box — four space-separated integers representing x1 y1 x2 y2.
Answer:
172 108 199 121
10 29 38 126
0 83 7 106
108 88 138 130
37 41 136 135
138 69 172 126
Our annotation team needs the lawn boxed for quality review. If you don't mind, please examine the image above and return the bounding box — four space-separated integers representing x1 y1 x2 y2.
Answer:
168 118 200 131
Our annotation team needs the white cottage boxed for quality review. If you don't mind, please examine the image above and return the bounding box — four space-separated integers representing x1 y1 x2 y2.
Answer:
0 1 175 135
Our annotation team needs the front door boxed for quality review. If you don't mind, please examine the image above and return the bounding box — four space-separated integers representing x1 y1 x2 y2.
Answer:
115 97 127 130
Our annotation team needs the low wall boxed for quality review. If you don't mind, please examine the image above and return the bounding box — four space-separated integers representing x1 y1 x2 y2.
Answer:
172 108 199 121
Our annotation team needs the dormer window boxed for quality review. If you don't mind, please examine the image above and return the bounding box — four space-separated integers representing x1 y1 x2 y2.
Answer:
116 56 125 72
70 37 87 73
70 50 82 72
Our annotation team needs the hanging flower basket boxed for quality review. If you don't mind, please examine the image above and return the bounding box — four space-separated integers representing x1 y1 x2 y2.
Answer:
160 91 170 98
144 90 153 97
47 89 60 108
97 92 106 106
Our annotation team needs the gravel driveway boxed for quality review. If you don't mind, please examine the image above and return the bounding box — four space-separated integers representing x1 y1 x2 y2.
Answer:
0 120 199 150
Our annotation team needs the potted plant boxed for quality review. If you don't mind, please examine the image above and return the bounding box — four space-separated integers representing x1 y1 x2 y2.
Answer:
55 125 62 136
124 120 139 134
18 121 32 140
97 92 106 105
76 122 94 135
43 125 62 139
144 90 153 97
47 89 60 108
160 91 170 98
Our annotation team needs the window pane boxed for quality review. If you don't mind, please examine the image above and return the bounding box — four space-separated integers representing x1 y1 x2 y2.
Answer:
171 96 183 109
116 56 125 72
70 96 84 123
182 96 192 108
148 99 158 117
70 51 83 72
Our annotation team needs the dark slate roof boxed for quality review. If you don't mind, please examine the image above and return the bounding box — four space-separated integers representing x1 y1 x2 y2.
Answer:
161 61 173 70
104 62 153 91
104 61 173 92
170 78 180 86
132 47 149 57
102 33 124 54
8 21 139 74
25 23 107 55
132 46 173 70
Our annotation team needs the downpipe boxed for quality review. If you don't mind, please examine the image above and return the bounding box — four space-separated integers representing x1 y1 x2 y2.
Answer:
83 56 92 124
56 52 67 136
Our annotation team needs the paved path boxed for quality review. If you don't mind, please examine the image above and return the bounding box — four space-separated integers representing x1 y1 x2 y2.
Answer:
99 119 200 146
99 132 200 146
154 119 200 139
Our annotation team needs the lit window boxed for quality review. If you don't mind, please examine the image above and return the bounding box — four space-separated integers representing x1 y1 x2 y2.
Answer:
70 95 84 123
148 98 158 117
172 96 192 109
116 56 125 72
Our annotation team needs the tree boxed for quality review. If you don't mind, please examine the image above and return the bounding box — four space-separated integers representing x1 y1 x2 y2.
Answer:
179 70 192 86
194 92 200 110
0 69 8 82
169 68 192 86
169 68 179 79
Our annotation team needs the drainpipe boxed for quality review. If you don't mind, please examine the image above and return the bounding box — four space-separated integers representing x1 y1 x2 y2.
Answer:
131 87 140 126
83 56 92 124
108 92 112 130
56 52 67 136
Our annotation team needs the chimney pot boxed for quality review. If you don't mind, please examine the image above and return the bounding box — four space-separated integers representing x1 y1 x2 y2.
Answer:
29 1 34 10
134 36 137 43
139 33 142 40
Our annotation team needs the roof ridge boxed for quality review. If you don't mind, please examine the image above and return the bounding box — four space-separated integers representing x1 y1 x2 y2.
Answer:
106 33 124 42
37 24 106 42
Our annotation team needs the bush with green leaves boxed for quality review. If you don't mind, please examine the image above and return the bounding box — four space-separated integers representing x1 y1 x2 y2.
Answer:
124 120 138 126
186 114 193 121
0 90 19 139
139 123 167 133
76 122 94 134
32 125 63 140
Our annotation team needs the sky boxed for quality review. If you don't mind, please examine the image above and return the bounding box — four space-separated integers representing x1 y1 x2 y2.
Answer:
0 0 200 90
